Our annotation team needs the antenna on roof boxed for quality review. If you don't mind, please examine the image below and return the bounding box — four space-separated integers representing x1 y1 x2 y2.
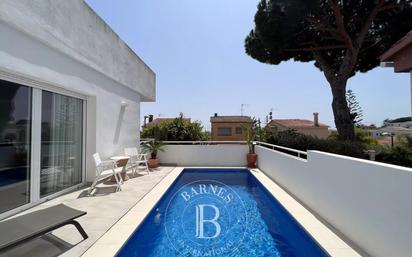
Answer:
241 104 248 116
269 107 279 120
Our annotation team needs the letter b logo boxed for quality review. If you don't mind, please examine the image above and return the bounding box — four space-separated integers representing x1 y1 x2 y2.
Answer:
195 204 221 239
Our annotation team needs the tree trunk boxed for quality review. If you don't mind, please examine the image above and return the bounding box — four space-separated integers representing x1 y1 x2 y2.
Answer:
330 80 355 141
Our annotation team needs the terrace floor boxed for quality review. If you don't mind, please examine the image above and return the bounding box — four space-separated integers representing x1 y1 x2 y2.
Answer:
0 166 176 257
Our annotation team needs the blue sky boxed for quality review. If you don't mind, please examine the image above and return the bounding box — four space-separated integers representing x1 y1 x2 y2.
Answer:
86 0 411 130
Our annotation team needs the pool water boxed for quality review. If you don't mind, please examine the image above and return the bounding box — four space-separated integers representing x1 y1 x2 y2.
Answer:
116 169 328 257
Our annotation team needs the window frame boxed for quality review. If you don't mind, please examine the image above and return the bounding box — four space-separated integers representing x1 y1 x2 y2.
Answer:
217 127 232 136
0 70 87 219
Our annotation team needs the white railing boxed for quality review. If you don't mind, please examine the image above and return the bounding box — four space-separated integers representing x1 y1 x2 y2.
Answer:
141 140 307 159
162 141 246 145
254 141 307 159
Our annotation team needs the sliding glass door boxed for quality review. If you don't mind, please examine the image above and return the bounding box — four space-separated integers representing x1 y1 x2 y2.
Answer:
0 78 85 216
0 80 31 213
40 91 83 197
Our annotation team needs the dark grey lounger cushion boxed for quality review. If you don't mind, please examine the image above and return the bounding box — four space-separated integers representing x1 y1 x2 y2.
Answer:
0 204 87 250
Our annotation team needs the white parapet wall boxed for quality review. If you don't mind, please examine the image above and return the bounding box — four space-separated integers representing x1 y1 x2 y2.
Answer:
158 144 249 167
256 145 412 257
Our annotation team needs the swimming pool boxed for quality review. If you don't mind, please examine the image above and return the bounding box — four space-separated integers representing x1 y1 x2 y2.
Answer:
116 169 329 257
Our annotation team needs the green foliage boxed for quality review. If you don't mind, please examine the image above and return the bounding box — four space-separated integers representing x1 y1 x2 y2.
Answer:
354 127 377 145
243 118 268 153
142 140 165 159
245 0 412 76
245 0 412 141
267 130 367 158
376 135 412 168
265 130 412 168
329 127 377 145
141 114 210 141
346 90 363 127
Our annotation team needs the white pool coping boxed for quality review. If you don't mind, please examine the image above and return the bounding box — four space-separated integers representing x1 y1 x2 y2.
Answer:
82 167 361 257
250 168 361 257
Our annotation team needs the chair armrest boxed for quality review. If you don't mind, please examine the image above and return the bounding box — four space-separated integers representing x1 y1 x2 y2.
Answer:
138 154 148 160
97 160 117 168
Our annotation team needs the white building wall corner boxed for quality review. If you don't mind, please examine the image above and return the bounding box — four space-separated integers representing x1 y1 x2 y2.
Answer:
256 145 412 257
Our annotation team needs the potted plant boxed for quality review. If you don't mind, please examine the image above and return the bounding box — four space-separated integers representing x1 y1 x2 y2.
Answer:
142 140 165 168
244 126 257 168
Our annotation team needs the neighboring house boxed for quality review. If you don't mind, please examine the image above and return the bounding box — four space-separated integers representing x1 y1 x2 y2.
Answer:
370 126 412 139
267 113 329 139
210 114 253 141
385 120 412 129
0 1 155 218
144 118 191 128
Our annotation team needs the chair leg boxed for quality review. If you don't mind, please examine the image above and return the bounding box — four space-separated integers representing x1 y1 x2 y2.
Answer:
113 171 122 191
145 161 150 174
68 220 89 240
88 178 99 195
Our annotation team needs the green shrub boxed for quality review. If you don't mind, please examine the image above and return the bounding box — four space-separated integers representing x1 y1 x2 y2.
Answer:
266 130 412 168
374 135 412 168
266 130 367 158
141 115 210 141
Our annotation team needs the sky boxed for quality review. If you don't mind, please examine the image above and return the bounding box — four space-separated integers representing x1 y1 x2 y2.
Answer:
86 0 411 130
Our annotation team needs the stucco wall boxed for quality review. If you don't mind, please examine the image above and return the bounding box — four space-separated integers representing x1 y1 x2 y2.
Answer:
158 145 249 166
0 19 144 183
256 145 412 257
0 0 155 101
211 122 251 141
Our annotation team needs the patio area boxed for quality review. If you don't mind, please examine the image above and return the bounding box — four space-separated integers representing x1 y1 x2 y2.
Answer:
0 167 176 257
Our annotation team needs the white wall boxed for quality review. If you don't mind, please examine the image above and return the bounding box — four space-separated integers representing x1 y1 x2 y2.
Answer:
256 145 412 257
0 14 152 182
158 145 249 167
0 0 155 101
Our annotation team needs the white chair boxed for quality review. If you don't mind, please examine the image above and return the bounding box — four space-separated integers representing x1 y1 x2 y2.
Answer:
124 147 149 175
88 153 123 195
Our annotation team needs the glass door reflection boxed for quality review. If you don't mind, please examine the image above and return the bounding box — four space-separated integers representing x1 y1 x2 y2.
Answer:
0 80 31 214
40 91 83 197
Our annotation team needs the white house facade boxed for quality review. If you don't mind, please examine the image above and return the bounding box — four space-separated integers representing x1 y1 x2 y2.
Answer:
0 1 155 218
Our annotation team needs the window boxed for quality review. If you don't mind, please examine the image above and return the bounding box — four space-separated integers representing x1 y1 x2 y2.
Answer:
217 127 232 136
235 127 242 134
0 78 85 216
0 80 31 213
40 91 83 197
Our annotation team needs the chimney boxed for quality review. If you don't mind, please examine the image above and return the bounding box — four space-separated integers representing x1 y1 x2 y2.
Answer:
214 113 218 117
148 115 154 123
313 112 319 127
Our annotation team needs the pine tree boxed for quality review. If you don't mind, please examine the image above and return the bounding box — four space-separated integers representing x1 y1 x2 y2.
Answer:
346 89 363 127
245 0 412 140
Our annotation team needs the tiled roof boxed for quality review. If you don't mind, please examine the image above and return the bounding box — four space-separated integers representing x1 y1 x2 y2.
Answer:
268 119 328 128
210 116 253 123
145 118 191 127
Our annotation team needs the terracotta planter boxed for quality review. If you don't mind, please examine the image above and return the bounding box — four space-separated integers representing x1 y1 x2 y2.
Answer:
246 153 257 168
148 158 159 168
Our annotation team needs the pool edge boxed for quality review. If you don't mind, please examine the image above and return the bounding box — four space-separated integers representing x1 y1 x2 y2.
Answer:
82 167 185 257
83 167 362 257
249 168 362 257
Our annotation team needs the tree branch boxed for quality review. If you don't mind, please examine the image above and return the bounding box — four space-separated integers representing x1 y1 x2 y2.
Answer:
328 0 355 55
286 45 345 52
313 51 336 83
355 0 386 49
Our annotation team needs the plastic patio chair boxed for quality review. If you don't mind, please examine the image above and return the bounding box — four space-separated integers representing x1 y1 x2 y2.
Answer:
88 153 123 195
124 147 150 175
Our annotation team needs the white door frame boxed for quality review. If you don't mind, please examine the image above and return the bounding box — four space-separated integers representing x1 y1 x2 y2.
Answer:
0 69 88 220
